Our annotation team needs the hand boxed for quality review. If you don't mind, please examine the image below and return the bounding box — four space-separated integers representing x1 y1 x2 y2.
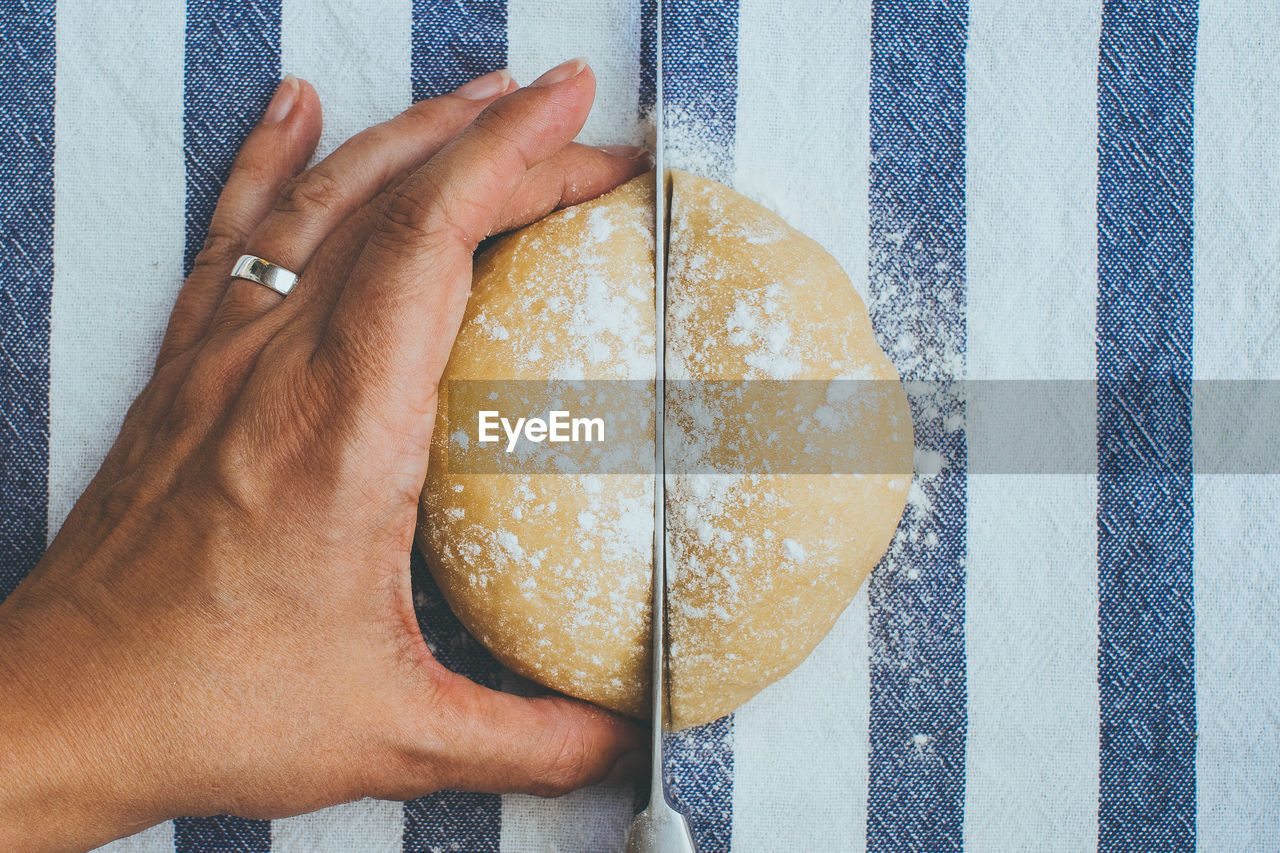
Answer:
0 60 649 852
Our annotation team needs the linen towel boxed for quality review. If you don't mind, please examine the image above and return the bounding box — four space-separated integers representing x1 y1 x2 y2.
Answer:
2 1 1277 850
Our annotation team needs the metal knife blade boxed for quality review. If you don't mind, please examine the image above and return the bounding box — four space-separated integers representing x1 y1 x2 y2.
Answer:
625 1 699 850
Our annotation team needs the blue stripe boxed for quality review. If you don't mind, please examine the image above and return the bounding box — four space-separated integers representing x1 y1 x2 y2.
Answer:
406 8 506 850
642 0 738 181
174 813 270 853
0 0 54 604
643 2 738 850
1096 2 1197 850
182 1 281 279
664 716 733 853
176 1 280 849
866 2 968 851
412 0 507 102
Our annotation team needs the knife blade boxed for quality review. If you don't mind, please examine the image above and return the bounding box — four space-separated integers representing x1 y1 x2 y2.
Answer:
625 1 699 849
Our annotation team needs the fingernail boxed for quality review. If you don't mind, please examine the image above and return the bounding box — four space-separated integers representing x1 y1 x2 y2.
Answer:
530 57 588 88
599 145 652 166
453 68 513 100
598 144 648 159
264 74 299 126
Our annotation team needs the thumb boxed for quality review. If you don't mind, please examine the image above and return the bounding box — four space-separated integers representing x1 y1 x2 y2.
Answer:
422 670 646 798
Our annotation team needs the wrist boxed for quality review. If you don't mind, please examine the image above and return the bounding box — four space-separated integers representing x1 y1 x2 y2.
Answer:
0 593 174 851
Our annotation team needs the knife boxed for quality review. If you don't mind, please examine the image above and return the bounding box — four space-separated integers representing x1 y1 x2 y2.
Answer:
624 1 699 850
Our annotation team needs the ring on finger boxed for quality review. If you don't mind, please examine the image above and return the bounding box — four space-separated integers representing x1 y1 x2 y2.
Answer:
230 254 299 297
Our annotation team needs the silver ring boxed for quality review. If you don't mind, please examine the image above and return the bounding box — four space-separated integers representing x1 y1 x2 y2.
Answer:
230 254 298 296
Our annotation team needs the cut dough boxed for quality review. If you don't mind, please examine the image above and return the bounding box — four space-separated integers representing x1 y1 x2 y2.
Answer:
416 170 911 729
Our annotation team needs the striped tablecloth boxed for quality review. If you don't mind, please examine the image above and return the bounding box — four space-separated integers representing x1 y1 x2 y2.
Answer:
2 1 1278 850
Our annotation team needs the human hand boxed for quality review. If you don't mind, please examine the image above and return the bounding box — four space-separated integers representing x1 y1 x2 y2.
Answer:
0 60 649 852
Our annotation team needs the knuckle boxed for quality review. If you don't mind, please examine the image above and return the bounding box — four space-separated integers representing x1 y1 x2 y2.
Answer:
115 383 164 445
227 155 278 195
472 101 543 170
214 361 325 508
205 314 243 340
475 97 524 142
351 124 398 157
258 317 313 365
192 228 246 272
163 334 259 432
532 718 594 797
377 173 486 256
396 96 477 143
205 427 268 515
204 414 287 517
369 166 416 217
369 202 432 261
182 357 235 410
275 167 348 217
206 308 250 340
467 125 520 178
206 291 278 340
379 180 443 242
318 313 392 377
164 357 237 437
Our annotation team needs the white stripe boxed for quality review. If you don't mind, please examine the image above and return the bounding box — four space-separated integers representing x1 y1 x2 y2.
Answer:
282 0 411 162
502 789 637 853
272 1 411 847
731 2 871 851
734 0 869 300
964 1 1100 851
48 0 185 541
506 0 642 147
273 799 404 853
91 822 174 853
1194 2 1280 849
496 6 644 848
733 590 871 853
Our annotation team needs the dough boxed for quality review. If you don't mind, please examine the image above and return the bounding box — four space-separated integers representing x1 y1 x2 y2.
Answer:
416 170 911 729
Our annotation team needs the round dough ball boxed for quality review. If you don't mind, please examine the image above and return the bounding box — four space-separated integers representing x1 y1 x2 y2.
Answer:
419 175 657 718
416 170 911 729
663 170 912 727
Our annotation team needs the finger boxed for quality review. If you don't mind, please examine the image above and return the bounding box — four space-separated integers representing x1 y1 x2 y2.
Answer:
287 141 650 336
488 141 651 235
317 59 597 400
206 69 520 337
425 672 645 797
155 75 322 369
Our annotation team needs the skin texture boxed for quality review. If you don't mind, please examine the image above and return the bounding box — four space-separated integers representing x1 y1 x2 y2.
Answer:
0 62 649 853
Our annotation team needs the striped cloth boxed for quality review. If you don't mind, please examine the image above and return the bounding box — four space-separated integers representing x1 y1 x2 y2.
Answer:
2 0 1278 850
